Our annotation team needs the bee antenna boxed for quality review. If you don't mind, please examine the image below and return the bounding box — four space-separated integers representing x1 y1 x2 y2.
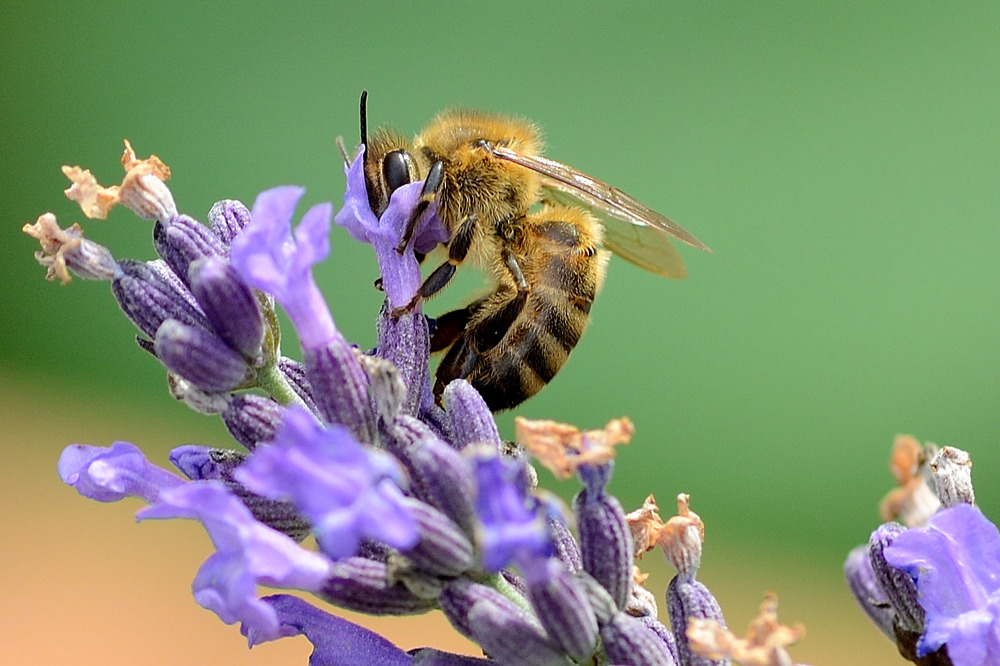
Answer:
359 90 369 153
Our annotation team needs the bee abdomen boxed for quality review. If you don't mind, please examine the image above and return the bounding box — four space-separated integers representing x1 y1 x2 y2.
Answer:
464 288 593 411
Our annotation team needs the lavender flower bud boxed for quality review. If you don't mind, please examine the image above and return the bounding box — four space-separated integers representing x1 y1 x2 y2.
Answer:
317 556 437 615
188 257 264 357
208 199 251 246
169 445 310 542
399 497 475 577
152 215 226 285
439 577 569 666
602 612 679 666
868 522 924 636
277 356 319 414
574 464 633 609
522 557 598 661
548 514 583 573
113 260 209 337
222 393 286 451
376 305 430 418
666 576 728 666
386 415 477 534
443 379 503 450
466 598 571 666
302 342 376 444
844 544 896 641
154 319 254 392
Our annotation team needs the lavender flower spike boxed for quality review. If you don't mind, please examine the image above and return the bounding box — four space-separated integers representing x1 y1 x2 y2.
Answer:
139 481 331 644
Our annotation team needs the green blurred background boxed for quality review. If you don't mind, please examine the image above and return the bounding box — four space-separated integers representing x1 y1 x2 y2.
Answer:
3 2 998 664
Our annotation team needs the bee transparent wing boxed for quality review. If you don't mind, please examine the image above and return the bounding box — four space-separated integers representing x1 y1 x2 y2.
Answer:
540 184 688 278
484 143 712 255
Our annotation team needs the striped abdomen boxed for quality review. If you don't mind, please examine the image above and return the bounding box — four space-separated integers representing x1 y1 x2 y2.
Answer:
434 210 609 411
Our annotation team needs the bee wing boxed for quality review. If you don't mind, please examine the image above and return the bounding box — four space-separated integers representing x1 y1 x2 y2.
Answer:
485 143 711 254
539 184 689 278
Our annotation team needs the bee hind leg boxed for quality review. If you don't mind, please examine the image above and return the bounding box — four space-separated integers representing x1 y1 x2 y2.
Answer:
391 212 478 316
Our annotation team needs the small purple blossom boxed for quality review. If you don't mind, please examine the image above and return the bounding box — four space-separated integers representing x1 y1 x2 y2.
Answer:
471 446 553 572
58 441 185 503
139 481 332 643
885 504 1000 665
235 406 419 559
334 146 447 309
230 186 336 348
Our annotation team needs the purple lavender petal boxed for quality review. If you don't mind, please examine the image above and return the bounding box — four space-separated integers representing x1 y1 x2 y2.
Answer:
230 186 336 349
247 594 413 665
138 481 331 641
154 318 254 392
472 447 553 572
58 441 185 503
188 257 264 357
885 504 1000 663
234 406 418 559
334 147 447 310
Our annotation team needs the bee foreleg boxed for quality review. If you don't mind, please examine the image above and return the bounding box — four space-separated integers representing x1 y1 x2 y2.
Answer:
391 213 479 316
395 161 444 254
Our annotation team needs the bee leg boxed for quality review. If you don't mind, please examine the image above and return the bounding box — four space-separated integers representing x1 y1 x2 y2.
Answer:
392 213 478 316
429 298 485 352
433 333 479 403
469 248 530 353
395 161 444 253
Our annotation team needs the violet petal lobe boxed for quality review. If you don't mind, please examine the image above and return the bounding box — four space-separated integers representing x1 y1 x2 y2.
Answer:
58 441 185 503
885 504 1000 664
247 594 413 665
137 481 331 642
235 406 418 560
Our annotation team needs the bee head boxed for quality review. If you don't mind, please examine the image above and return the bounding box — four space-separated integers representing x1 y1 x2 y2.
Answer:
359 91 420 217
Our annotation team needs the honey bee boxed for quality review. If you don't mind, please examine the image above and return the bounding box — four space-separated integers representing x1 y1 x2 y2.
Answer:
353 92 710 411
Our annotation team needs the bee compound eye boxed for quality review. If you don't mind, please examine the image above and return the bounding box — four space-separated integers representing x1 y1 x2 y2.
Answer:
383 150 414 195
